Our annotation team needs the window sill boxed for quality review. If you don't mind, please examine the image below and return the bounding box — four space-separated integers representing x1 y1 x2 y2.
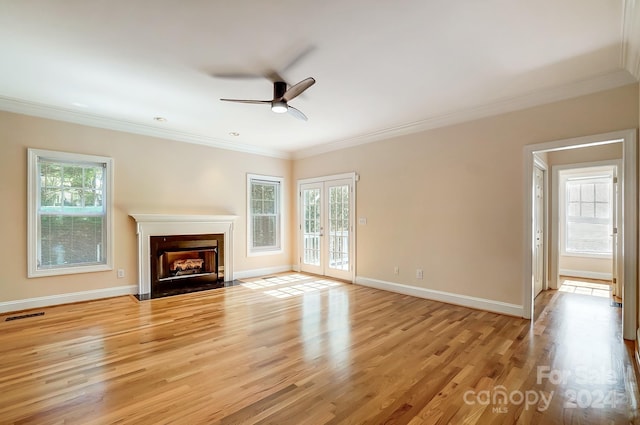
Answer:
560 252 612 260
28 263 112 278
248 248 284 257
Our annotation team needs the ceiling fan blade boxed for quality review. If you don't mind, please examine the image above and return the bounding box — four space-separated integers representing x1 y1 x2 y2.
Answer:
287 105 308 121
265 70 286 84
281 46 316 73
220 99 271 104
282 77 315 102
212 72 262 79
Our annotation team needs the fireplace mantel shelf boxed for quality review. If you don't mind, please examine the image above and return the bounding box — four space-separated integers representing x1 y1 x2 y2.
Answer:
130 214 237 223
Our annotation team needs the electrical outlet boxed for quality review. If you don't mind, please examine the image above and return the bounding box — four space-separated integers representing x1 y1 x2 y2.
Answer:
394 266 399 275
117 269 125 278
416 268 423 279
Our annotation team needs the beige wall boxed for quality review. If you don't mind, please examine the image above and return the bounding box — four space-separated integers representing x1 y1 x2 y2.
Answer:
0 111 293 303
2 83 638 309
559 256 611 276
294 84 638 306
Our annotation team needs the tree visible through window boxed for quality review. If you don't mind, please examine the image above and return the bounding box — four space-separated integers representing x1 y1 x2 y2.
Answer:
565 174 612 255
28 149 112 277
248 175 282 254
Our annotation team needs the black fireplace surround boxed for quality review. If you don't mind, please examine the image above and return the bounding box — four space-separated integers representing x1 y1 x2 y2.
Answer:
148 233 226 298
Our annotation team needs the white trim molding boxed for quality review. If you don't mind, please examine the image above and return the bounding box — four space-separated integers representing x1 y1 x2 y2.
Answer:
622 0 640 79
247 174 285 257
130 214 237 296
27 148 114 278
293 70 636 159
0 285 137 314
355 276 523 317
0 96 289 159
1 70 634 163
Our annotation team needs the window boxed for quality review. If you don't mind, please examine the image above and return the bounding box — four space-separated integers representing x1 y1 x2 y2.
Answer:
28 149 113 277
562 171 613 256
247 174 283 255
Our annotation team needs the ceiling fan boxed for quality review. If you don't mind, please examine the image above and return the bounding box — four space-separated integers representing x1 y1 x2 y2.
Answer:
220 77 316 121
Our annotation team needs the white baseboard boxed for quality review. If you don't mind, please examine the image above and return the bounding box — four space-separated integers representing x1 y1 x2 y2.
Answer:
559 269 612 280
355 276 524 317
0 285 137 314
233 265 294 280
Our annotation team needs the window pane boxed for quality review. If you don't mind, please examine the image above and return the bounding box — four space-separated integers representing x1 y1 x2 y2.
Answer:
328 185 350 270
567 184 580 202
252 200 262 214
581 184 594 202
595 183 609 202
567 202 580 217
253 216 276 248
42 163 62 187
566 222 611 254
595 202 609 219
263 200 275 214
41 188 62 207
84 167 103 189
263 185 275 200
64 188 83 207
39 215 105 268
581 202 594 218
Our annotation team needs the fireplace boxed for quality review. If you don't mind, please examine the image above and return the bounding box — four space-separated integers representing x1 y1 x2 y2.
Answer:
150 234 222 297
130 214 236 299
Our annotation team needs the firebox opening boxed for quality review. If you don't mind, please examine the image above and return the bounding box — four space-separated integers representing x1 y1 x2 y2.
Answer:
149 234 223 298
159 247 217 280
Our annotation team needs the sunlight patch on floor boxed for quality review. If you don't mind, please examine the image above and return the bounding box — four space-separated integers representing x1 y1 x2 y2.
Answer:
559 279 611 298
241 274 342 298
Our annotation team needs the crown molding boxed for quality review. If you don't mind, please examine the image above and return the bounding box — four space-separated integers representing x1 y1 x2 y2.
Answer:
1 68 636 162
292 69 637 159
622 0 640 79
0 96 291 159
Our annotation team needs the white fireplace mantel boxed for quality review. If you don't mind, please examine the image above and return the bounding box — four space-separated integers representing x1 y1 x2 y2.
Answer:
130 214 237 295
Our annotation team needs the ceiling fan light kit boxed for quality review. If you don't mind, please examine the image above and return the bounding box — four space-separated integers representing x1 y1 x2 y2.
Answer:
271 100 288 113
220 77 316 121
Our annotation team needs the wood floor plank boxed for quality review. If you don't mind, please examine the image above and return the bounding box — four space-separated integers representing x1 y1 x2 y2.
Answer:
0 273 639 424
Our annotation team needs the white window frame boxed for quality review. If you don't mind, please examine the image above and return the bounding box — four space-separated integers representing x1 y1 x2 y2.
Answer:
247 174 283 256
28 148 114 277
558 166 614 259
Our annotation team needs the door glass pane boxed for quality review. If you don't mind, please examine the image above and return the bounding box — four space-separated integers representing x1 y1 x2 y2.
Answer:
303 188 321 265
328 185 349 271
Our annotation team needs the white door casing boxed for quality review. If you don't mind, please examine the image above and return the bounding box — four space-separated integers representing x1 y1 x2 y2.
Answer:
533 164 545 298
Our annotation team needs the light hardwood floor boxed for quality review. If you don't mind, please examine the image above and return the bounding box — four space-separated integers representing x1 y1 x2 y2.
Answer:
0 273 638 424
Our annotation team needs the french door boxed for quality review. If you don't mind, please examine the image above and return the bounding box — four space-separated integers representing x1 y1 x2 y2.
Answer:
299 175 355 281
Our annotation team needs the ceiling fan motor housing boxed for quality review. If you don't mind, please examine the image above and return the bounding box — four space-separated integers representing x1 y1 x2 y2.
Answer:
273 81 287 99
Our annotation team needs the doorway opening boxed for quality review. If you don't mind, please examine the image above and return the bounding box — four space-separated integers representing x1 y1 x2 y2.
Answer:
523 129 636 340
297 173 357 282
555 163 621 304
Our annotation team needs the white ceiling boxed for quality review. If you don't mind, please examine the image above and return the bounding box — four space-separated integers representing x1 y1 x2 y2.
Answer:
1 1 638 158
